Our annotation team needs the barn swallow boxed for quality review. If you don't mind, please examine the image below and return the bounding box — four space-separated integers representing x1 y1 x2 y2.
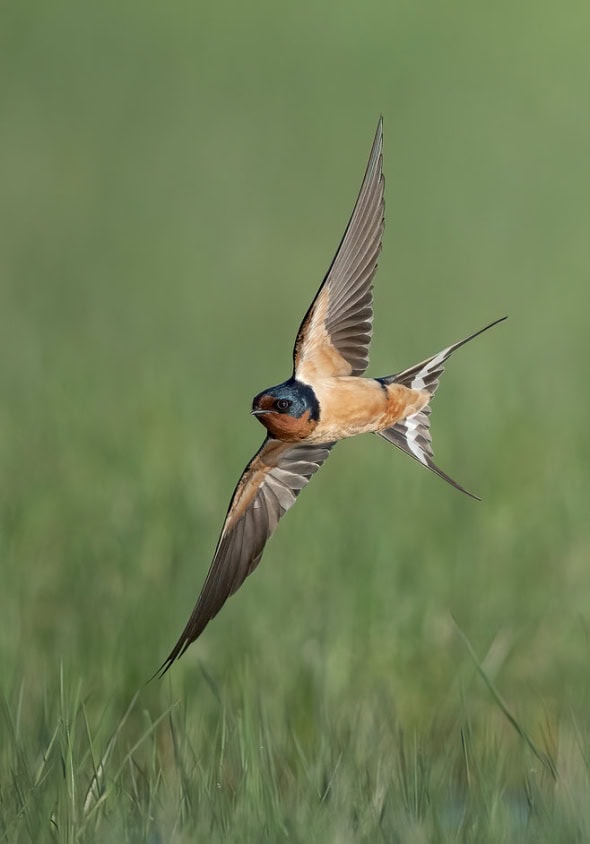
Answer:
157 117 505 675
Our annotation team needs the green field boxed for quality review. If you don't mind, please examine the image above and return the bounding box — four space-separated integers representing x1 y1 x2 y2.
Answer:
2 2 590 840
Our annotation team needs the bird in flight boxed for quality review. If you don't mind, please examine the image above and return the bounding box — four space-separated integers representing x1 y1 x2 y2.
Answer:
158 118 505 675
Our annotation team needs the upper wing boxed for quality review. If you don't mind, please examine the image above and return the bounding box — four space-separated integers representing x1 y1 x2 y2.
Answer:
293 117 385 382
158 437 335 675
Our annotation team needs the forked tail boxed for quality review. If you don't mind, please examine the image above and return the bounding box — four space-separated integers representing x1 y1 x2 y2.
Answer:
376 317 507 499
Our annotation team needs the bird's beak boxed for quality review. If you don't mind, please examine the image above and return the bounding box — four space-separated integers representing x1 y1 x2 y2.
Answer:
251 408 271 416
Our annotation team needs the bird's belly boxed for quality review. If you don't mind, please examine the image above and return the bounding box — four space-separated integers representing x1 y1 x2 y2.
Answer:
308 378 428 442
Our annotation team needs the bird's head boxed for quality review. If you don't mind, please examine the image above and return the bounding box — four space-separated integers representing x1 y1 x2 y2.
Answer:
251 379 320 441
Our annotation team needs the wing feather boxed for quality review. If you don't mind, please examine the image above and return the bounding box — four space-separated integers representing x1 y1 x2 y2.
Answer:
293 118 385 381
157 437 334 674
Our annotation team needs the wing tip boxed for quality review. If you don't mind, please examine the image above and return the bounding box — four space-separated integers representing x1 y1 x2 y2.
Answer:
151 637 191 680
370 115 384 167
376 114 384 138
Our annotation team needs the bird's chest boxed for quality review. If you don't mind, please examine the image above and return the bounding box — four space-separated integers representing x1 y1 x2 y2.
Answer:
307 378 389 441
307 378 426 442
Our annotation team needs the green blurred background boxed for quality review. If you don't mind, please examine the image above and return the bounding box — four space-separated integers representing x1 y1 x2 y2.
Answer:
2 1 590 840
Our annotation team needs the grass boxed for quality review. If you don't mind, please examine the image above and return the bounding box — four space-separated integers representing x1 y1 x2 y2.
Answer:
2 0 590 840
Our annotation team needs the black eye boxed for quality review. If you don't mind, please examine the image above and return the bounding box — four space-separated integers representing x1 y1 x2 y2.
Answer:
276 398 291 412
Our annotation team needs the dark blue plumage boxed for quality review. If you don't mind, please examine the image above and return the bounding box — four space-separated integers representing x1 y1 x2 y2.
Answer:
252 378 320 421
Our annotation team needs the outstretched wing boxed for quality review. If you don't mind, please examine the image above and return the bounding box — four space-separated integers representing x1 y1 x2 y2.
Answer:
158 438 335 675
293 117 385 382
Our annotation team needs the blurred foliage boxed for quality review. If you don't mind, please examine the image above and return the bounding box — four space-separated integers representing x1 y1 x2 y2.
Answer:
1 0 590 840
